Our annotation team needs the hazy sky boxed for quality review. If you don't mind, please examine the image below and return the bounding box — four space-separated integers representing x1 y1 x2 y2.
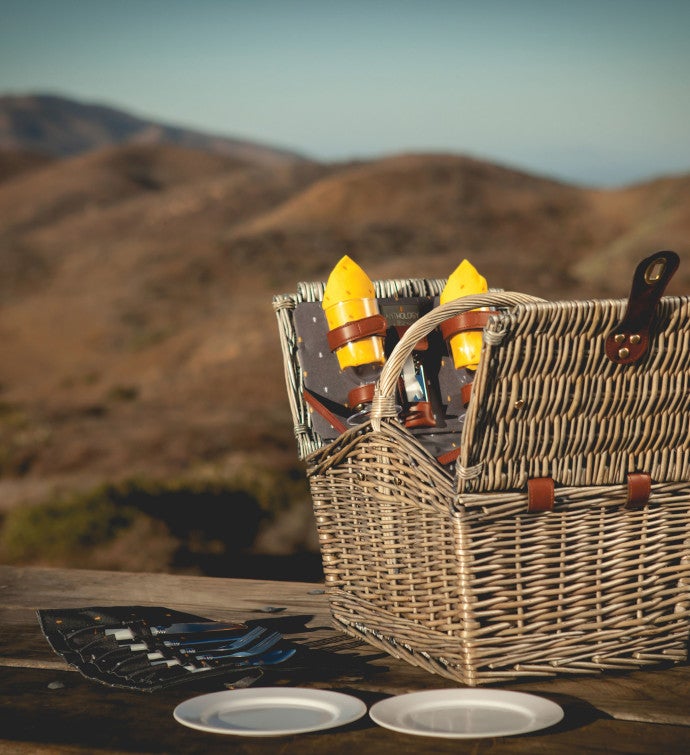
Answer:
2 0 689 186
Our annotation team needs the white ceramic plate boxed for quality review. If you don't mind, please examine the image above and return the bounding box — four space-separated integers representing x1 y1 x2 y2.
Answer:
369 689 564 739
173 687 367 736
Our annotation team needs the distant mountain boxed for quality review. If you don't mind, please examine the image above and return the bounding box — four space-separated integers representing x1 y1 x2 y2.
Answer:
0 93 308 166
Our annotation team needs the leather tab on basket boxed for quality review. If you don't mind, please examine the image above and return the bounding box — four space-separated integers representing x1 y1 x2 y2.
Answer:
626 472 651 510
347 383 376 409
439 310 496 341
404 401 435 428
461 382 473 408
527 477 555 513
327 314 387 352
605 251 679 365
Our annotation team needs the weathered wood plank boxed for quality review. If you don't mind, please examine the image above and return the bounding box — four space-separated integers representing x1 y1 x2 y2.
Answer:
0 565 329 618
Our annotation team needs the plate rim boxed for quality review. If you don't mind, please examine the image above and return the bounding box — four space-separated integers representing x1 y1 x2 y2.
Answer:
368 688 564 739
173 686 368 737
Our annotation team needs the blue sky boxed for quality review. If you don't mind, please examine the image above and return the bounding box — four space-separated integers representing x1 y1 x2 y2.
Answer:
2 0 689 186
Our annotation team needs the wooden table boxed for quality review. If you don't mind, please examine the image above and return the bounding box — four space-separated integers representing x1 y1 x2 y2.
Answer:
1 565 689 754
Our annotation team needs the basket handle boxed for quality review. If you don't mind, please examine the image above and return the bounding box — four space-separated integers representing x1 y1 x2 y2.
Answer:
371 291 545 429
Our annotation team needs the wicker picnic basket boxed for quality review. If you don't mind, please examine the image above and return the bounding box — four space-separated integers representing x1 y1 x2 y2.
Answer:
273 252 690 685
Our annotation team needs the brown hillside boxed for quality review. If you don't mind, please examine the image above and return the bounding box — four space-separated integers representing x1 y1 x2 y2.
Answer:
0 143 248 239
0 141 330 307
0 149 55 183
0 145 688 575
575 174 690 293
228 153 604 292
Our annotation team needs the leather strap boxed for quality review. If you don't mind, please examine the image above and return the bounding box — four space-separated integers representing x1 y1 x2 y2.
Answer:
526 474 650 513
395 327 429 352
605 251 679 365
327 314 387 352
436 447 462 465
404 401 436 428
440 310 495 341
303 389 348 434
461 383 473 408
347 383 376 409
527 477 555 512
626 472 651 510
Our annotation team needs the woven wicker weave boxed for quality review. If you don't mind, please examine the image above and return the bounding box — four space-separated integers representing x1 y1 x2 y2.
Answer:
274 282 690 685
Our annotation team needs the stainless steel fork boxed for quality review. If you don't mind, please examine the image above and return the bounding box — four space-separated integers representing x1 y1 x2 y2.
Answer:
175 625 266 653
189 631 283 662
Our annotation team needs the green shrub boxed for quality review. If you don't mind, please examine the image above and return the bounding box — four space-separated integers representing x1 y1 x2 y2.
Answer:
0 487 138 564
0 469 313 574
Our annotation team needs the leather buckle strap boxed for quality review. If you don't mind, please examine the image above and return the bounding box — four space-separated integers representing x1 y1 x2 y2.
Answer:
605 251 679 365
327 314 387 352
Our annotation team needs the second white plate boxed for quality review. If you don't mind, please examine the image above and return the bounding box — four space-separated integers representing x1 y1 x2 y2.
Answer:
173 687 367 736
369 689 564 739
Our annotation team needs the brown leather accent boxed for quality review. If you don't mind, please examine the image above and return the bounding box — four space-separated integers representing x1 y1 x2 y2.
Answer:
404 401 436 428
527 477 555 513
605 251 679 365
626 472 651 510
347 383 376 409
394 327 429 351
327 314 387 352
303 389 348 434
461 382 473 408
440 310 495 341
436 447 462 465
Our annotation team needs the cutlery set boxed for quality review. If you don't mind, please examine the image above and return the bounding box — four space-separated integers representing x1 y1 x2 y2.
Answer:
38 607 296 691
96 622 294 684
